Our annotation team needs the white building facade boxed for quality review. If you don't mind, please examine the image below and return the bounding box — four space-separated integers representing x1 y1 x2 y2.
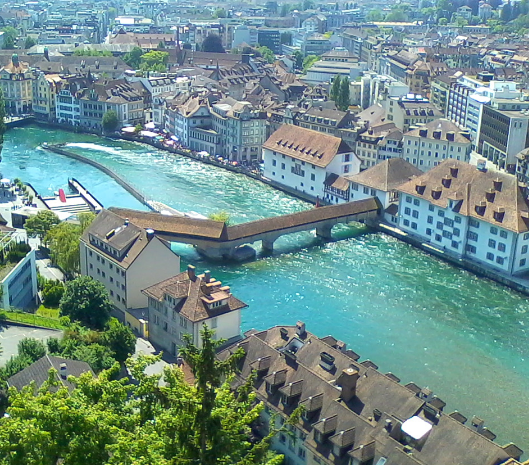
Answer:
402 119 472 171
263 125 360 201
143 266 247 356
397 160 529 276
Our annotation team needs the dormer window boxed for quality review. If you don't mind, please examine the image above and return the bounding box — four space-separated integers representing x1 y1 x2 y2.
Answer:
281 394 294 406
266 382 276 395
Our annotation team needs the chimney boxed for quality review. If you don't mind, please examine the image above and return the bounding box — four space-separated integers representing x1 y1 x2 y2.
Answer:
415 180 426 195
60 362 67 380
493 178 503 191
203 270 211 283
433 130 442 139
336 368 359 402
146 228 155 240
44 46 49 61
450 165 458 178
485 188 495 202
446 131 455 141
188 264 196 281
296 320 306 337
419 128 428 137
441 175 451 188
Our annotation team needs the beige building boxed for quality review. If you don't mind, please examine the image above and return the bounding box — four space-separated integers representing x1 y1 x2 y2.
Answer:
33 71 63 121
80 209 181 336
0 54 35 115
142 265 247 355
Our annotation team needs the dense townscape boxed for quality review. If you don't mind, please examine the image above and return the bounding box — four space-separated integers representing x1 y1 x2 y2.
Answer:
0 0 528 463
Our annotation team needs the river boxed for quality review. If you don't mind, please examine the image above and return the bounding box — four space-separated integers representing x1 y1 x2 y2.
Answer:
3 125 529 450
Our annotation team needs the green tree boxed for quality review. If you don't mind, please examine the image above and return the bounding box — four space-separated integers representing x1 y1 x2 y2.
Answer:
302 54 319 72
202 33 225 53
45 212 94 276
17 338 46 362
438 17 449 25
293 50 303 69
257 45 275 63
214 7 227 18
24 36 36 49
330 74 341 102
157 40 166 49
140 50 169 72
60 276 113 329
280 31 292 44
502 2 513 21
45 222 81 276
123 46 143 69
24 210 60 243
0 328 298 464
2 27 17 49
102 109 119 133
102 318 136 364
367 9 384 21
42 279 65 307
337 76 350 111
78 212 96 231
280 3 290 16
208 211 230 225
73 49 113 57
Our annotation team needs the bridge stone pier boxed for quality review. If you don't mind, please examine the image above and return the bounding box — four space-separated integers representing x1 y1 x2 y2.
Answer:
109 197 381 261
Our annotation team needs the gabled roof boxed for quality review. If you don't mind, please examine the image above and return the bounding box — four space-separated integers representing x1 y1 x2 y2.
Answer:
7 355 93 392
263 124 352 168
346 158 422 192
81 209 153 269
397 160 529 233
142 268 247 323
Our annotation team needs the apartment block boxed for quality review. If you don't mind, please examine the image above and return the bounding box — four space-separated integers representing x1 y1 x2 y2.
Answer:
80 209 181 335
142 265 247 355
397 160 529 276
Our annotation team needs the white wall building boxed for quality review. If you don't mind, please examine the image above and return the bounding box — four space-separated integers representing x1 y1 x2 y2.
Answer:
142 265 247 355
263 124 360 202
80 209 181 334
402 119 472 171
397 160 529 276
345 158 422 224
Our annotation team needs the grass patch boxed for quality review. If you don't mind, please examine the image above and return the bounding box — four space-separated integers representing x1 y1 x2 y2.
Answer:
2 311 65 330
36 305 60 319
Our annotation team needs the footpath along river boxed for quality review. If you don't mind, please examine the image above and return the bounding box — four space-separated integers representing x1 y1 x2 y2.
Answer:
3 125 529 450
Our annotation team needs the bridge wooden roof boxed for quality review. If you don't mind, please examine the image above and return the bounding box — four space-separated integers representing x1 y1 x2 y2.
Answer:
109 208 229 240
109 198 380 243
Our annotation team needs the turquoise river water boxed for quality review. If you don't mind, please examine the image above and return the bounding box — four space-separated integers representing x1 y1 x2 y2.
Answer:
4 125 529 450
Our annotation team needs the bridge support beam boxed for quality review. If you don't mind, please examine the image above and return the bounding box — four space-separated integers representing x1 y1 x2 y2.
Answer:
261 233 281 253
316 223 333 240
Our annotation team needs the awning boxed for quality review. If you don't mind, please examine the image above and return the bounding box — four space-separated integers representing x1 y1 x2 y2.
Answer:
122 126 136 133
145 122 156 129
140 130 158 138
170 135 179 141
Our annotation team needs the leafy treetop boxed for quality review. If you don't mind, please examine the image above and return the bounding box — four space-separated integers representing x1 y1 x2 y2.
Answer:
0 326 300 464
